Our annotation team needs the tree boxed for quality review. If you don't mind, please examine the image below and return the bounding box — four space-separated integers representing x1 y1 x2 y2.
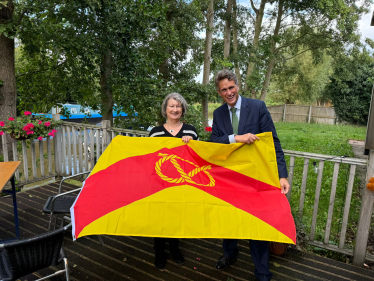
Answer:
11 1 168 128
267 50 332 104
238 0 372 101
202 0 214 128
13 0 207 130
232 0 241 90
223 0 233 64
325 47 374 125
1 1 18 159
0 1 16 122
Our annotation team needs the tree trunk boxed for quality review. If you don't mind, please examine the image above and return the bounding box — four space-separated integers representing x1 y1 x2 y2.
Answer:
202 0 214 128
232 0 241 91
259 58 275 101
159 1 173 85
244 0 267 98
259 0 284 101
0 2 16 160
223 0 233 63
159 59 169 84
100 52 113 125
0 38 16 119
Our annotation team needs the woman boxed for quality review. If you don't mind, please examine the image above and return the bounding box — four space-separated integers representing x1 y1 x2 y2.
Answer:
149 92 198 270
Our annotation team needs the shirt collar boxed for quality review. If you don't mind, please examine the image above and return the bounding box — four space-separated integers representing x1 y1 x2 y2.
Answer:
227 95 242 111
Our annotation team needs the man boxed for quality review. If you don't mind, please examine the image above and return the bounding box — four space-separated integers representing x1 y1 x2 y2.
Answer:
210 69 290 281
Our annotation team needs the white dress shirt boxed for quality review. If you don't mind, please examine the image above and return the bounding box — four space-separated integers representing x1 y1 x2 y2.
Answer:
228 95 241 144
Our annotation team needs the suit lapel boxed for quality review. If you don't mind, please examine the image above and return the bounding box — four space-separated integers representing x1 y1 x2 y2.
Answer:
238 97 249 135
222 105 233 135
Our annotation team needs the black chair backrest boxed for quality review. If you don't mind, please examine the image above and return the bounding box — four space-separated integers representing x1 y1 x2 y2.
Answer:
0 226 67 281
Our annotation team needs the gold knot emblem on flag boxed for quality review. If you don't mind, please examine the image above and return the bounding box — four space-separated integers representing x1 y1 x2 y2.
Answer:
155 153 215 187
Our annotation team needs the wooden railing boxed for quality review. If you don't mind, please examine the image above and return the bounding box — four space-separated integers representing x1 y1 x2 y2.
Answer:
53 120 148 176
0 134 56 187
283 150 370 260
1 119 373 265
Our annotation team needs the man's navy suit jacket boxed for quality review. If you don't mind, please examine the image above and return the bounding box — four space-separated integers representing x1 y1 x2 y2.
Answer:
210 96 288 178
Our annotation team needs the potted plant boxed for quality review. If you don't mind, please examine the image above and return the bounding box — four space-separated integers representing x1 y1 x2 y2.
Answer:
0 111 63 141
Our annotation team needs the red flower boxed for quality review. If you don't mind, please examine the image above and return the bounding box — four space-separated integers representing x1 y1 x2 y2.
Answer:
38 120 42 125
23 123 34 131
0 121 4 127
51 129 57 133
8 117 15 121
26 131 34 135
37 136 43 140
44 121 51 127
48 132 55 137
0 131 4 136
205 126 212 132
24 111 32 116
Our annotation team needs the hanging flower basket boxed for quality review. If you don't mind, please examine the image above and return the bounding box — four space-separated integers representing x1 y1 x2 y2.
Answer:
9 133 28 141
0 111 63 141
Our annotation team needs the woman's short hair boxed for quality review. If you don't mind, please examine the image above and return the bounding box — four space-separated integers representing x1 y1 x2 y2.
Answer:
161 92 188 118
214 69 238 91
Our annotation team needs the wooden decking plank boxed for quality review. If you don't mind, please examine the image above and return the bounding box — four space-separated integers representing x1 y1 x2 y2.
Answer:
285 250 374 279
101 235 247 281
185 239 305 281
121 236 253 280
270 254 374 281
121 235 251 280
238 242 374 281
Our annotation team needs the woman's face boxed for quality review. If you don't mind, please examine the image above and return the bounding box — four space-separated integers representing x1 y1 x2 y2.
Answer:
166 98 182 121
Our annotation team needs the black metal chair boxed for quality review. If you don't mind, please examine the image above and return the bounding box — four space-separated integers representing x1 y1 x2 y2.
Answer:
43 171 91 231
42 171 105 246
0 223 71 281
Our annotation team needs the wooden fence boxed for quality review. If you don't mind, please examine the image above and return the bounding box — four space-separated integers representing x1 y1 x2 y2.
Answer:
268 104 337 124
1 117 373 265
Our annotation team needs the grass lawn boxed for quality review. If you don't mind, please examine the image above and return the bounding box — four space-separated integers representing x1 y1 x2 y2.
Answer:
208 103 221 119
274 122 367 249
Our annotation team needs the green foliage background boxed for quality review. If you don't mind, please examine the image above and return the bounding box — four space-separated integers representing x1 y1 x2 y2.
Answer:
325 49 374 125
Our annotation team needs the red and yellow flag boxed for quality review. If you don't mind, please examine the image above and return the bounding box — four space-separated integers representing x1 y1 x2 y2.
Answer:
71 132 296 244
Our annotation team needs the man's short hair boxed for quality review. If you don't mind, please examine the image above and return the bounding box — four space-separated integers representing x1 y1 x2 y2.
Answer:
161 92 188 118
214 70 238 91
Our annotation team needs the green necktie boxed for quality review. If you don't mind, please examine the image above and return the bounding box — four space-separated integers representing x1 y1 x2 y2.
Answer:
230 107 239 135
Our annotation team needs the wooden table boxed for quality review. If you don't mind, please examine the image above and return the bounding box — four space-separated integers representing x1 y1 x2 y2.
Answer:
0 161 21 241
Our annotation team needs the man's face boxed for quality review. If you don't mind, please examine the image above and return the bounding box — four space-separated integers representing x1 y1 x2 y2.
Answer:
217 78 239 107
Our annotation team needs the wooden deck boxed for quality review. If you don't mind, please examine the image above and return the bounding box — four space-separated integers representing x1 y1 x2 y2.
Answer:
1 181 374 281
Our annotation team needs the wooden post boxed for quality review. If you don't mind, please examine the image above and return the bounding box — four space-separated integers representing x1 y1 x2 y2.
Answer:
364 84 374 155
31 141 37 179
39 140 45 178
102 120 110 152
12 140 19 181
308 105 312 123
52 114 62 177
1 134 8 162
282 104 287 122
286 156 295 202
353 150 374 265
22 140 28 181
339 164 356 249
324 162 340 245
353 75 374 265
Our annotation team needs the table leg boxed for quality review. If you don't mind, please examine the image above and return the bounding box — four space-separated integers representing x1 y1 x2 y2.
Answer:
10 176 20 239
